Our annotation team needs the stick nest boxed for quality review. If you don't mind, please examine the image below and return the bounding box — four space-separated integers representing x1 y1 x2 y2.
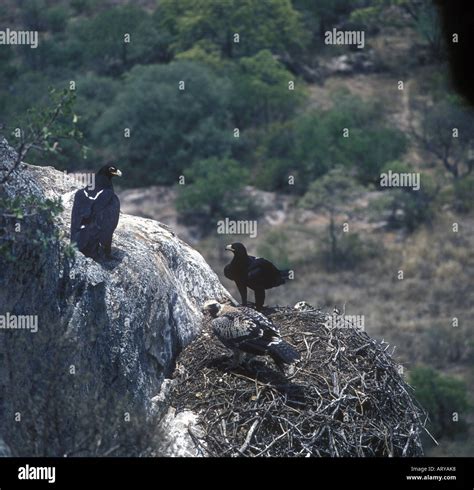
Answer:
169 306 426 457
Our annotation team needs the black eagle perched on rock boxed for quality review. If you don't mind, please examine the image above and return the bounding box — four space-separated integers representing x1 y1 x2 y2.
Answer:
224 242 291 311
202 300 300 370
70 164 122 260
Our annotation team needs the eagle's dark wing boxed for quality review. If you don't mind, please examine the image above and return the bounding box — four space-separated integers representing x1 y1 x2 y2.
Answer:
247 256 287 290
212 310 281 356
70 188 118 256
237 306 280 335
224 263 235 281
96 193 120 246
71 189 93 241
212 309 300 367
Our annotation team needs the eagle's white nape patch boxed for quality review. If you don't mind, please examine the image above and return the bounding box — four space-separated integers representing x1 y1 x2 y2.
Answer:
84 189 104 200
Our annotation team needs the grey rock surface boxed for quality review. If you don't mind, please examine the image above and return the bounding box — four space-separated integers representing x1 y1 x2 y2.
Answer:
0 138 233 455
0 437 12 457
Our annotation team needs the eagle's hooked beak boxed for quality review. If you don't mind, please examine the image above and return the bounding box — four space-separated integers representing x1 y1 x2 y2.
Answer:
225 244 234 252
111 169 122 177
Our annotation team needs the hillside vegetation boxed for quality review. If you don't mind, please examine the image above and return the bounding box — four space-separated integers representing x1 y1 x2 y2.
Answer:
1 0 473 456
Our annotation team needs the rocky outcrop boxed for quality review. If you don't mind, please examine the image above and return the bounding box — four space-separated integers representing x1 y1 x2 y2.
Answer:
0 138 233 456
0 438 12 457
0 138 426 457
320 50 379 76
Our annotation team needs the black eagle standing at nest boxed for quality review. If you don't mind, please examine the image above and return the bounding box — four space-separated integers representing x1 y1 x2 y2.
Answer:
224 242 291 311
202 300 300 370
70 164 122 260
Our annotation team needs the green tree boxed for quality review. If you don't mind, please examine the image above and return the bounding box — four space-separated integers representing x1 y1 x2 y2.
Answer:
19 0 49 31
74 74 120 142
293 0 358 44
452 175 474 213
351 1 442 55
253 121 298 192
71 6 162 74
175 39 225 69
413 98 474 179
1 88 82 264
1 87 83 183
372 162 438 232
154 0 305 59
400 0 442 54
44 5 69 33
313 93 406 184
256 93 406 192
93 61 234 186
70 0 97 15
409 366 470 440
257 230 292 269
232 50 306 127
176 157 256 232
300 167 373 271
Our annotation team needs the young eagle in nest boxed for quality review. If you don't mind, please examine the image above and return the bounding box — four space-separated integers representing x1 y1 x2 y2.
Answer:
202 300 300 370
